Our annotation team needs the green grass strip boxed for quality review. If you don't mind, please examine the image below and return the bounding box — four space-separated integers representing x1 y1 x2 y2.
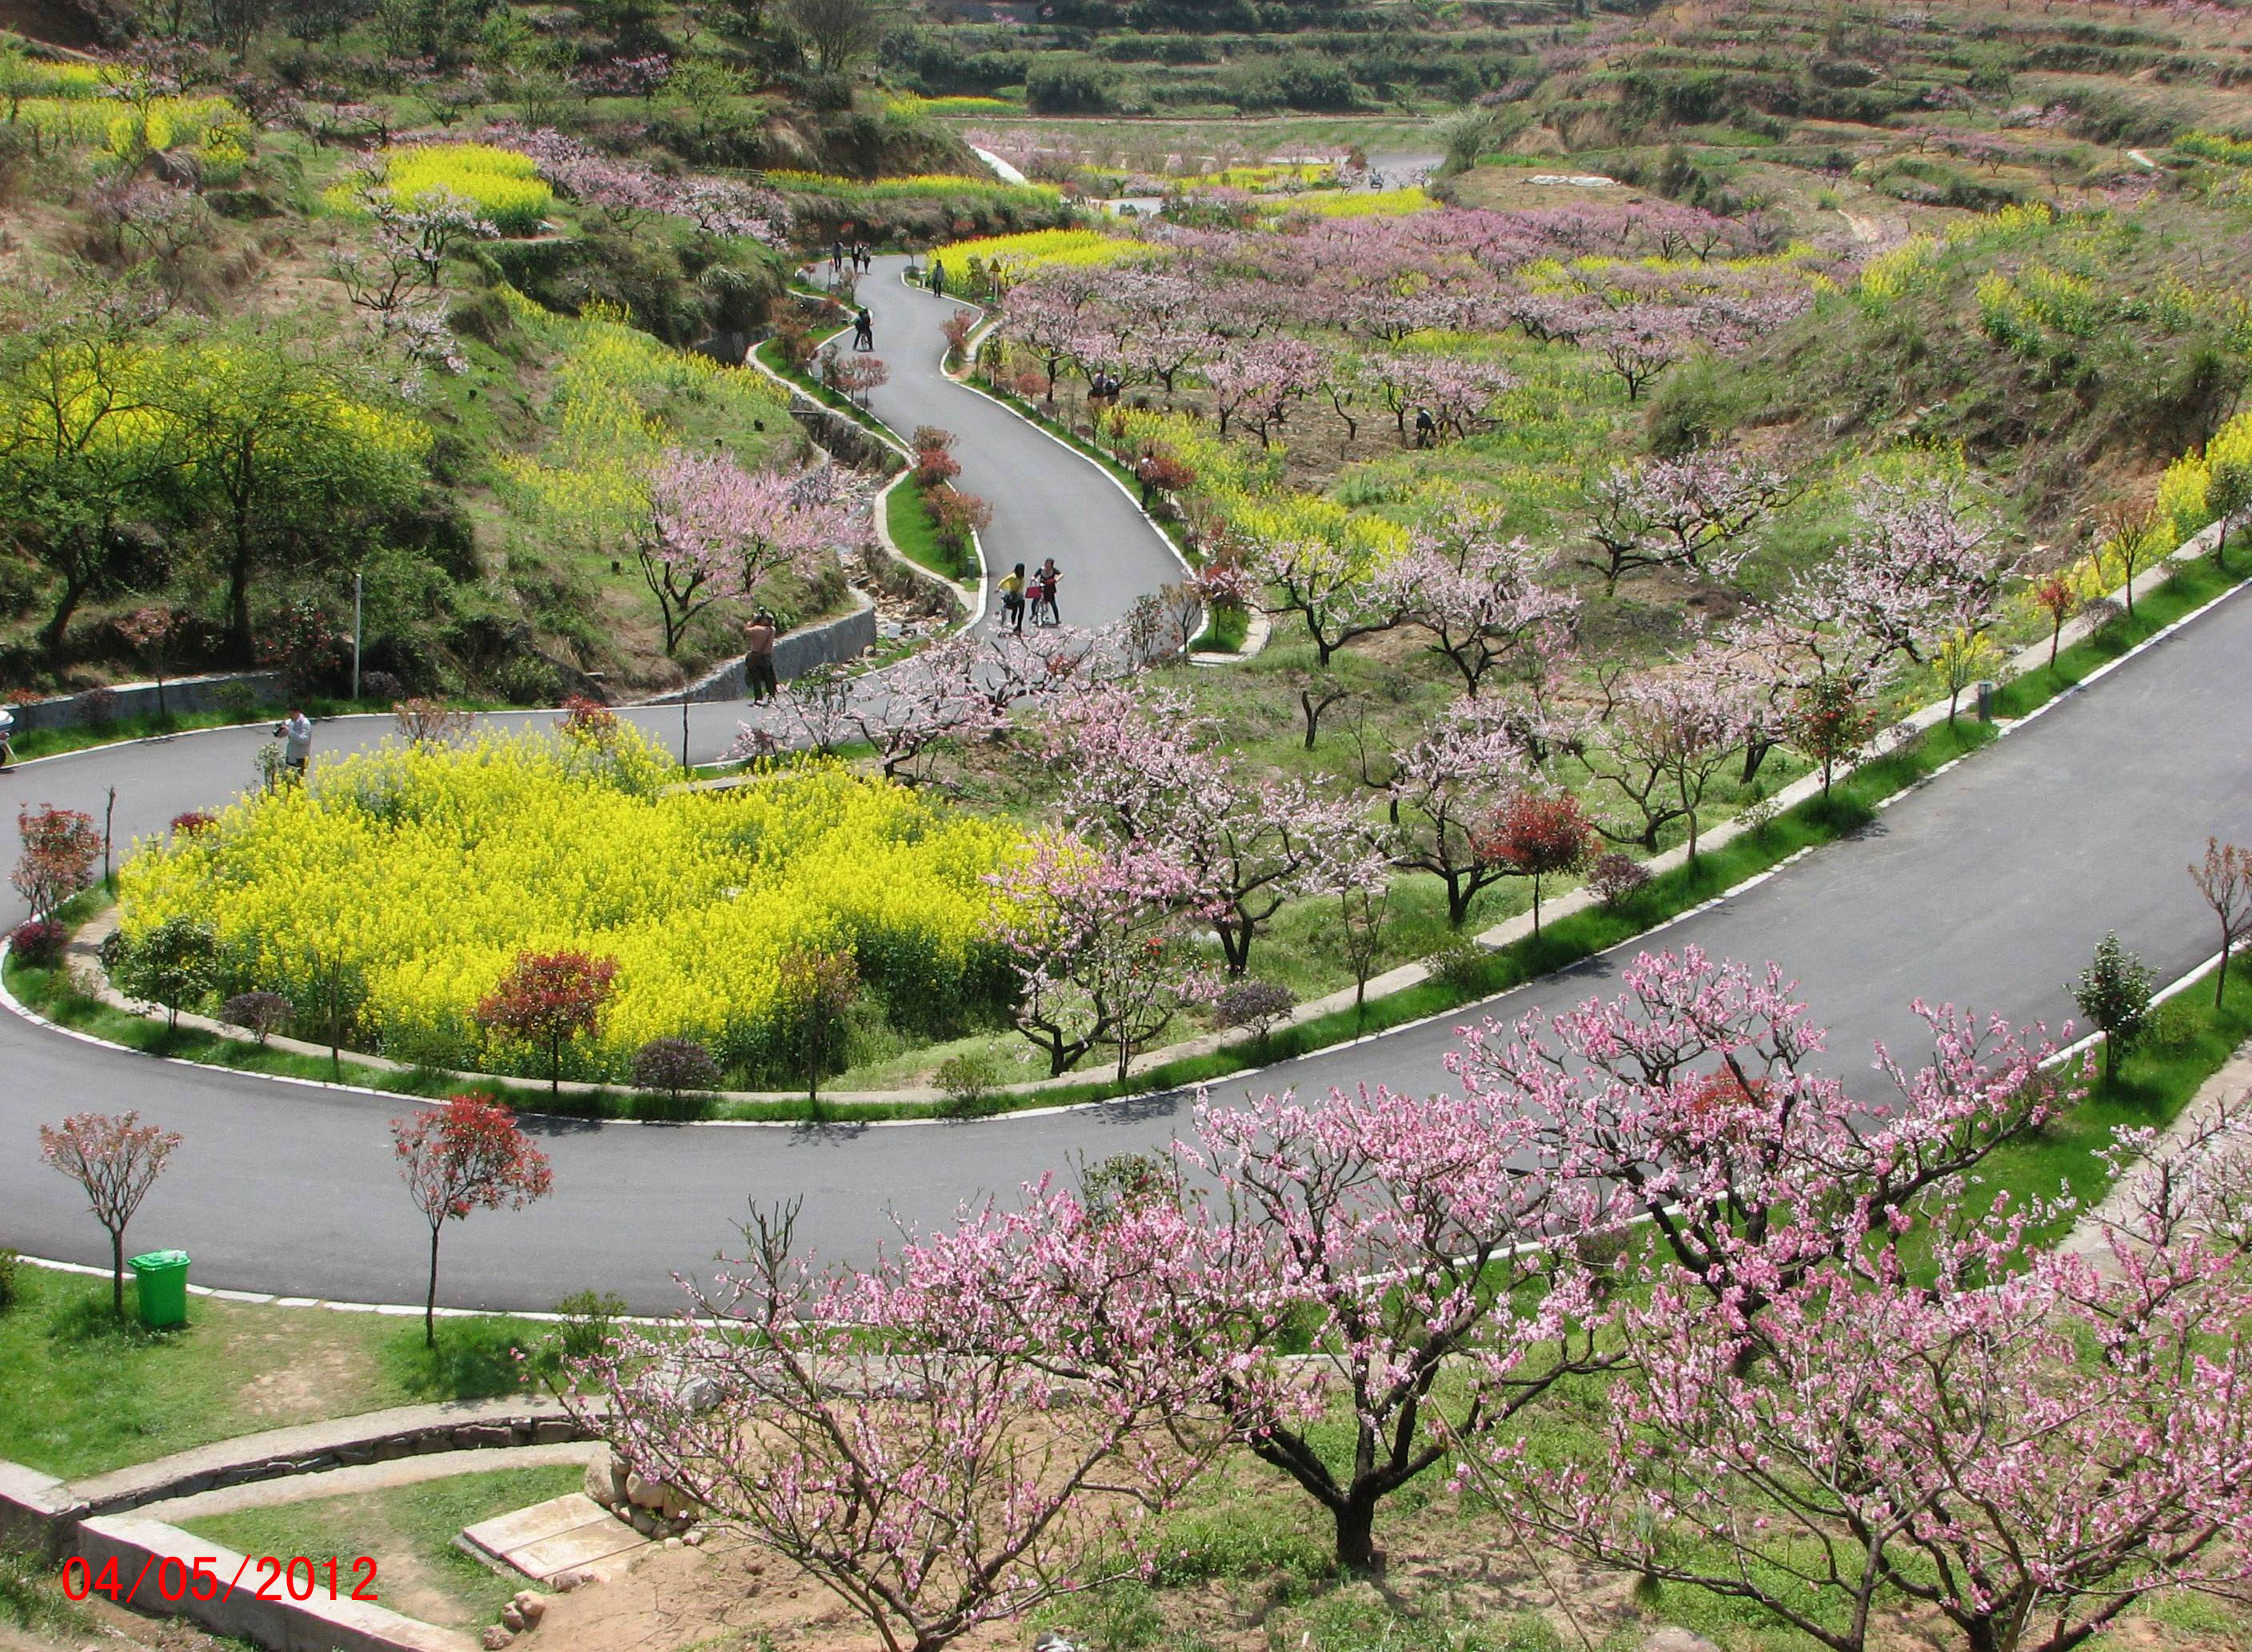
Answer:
886 477 972 582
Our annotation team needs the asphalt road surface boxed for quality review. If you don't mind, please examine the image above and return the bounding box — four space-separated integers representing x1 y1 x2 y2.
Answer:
3 309 2249 1311
852 253 1188 629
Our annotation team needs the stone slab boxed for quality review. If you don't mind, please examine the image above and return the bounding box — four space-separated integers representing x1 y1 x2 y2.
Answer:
0 1459 81 1559
461 1493 647 1581
509 1519 649 1580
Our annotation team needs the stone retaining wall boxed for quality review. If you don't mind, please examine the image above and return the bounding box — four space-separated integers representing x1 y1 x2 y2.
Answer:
640 593 878 705
8 672 285 732
790 396 900 474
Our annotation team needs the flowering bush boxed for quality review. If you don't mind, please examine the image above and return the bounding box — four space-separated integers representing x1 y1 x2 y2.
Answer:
9 919 66 969
1586 850 1651 907
221 989 293 1043
114 729 1021 1082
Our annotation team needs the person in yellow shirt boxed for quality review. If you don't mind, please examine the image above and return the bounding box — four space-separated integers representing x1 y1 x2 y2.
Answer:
998 565 1025 632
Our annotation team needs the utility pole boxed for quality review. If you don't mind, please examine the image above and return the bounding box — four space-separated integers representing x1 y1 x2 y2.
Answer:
351 568 364 702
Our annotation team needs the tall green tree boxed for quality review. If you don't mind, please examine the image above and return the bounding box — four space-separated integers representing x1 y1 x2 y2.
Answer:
0 302 184 656
163 338 427 660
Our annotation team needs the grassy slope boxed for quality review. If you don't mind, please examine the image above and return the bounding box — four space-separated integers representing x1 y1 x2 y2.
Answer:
0 1263 558 1480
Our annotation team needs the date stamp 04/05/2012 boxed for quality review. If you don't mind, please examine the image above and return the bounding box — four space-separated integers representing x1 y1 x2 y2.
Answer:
64 1552 379 1608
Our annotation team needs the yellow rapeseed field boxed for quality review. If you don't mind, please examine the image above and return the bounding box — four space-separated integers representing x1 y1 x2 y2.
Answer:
116 728 1022 1082
324 142 554 234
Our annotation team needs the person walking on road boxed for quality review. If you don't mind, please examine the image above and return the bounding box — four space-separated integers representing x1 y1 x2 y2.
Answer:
1033 557 1062 627
744 609 779 703
0 701 15 772
999 565 1026 632
928 261 947 300
278 708 313 780
853 307 874 351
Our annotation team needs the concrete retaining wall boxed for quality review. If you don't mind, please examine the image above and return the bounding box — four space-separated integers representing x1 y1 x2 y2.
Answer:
9 672 285 732
76 1517 476 1652
641 593 878 706
0 1460 75 1561
791 397 901 474
0 1401 590 1560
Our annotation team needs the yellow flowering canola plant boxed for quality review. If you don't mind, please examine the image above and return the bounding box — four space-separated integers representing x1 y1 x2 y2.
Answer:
493 290 793 549
324 142 554 235
929 228 1147 289
116 728 1022 1084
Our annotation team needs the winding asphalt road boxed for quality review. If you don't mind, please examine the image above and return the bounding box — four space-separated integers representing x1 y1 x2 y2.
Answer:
853 254 1188 622
2 289 2250 1311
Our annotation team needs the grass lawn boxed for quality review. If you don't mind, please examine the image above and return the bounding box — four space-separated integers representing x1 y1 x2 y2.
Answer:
0 1263 561 1481
885 477 973 582
178 1465 585 1629
1192 603 1250 653
1995 961 2252 1243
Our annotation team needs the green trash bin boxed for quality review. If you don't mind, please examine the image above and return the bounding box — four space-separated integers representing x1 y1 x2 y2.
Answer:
130 1249 191 1328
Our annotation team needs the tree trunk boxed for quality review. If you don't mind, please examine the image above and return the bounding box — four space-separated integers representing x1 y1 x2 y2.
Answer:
226 543 255 664
1332 1494 1383 1575
40 568 90 658
111 1227 126 1316
425 1223 441 1347
1217 917 1252 976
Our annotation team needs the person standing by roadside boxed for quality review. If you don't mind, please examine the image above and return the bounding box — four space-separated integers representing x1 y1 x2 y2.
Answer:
744 609 779 703
929 261 947 300
1135 445 1161 510
1033 558 1062 627
999 564 1026 632
278 707 313 780
0 700 16 772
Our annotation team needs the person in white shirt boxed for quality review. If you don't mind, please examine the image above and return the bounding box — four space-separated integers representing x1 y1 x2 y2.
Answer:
0 704 15 772
278 708 313 779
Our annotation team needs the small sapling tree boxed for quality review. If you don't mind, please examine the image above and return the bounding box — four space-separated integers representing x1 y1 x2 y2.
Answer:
392 1095 553 1347
38 1111 182 1315
477 951 619 1093
2072 931 2157 1085
2190 839 2251 1008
